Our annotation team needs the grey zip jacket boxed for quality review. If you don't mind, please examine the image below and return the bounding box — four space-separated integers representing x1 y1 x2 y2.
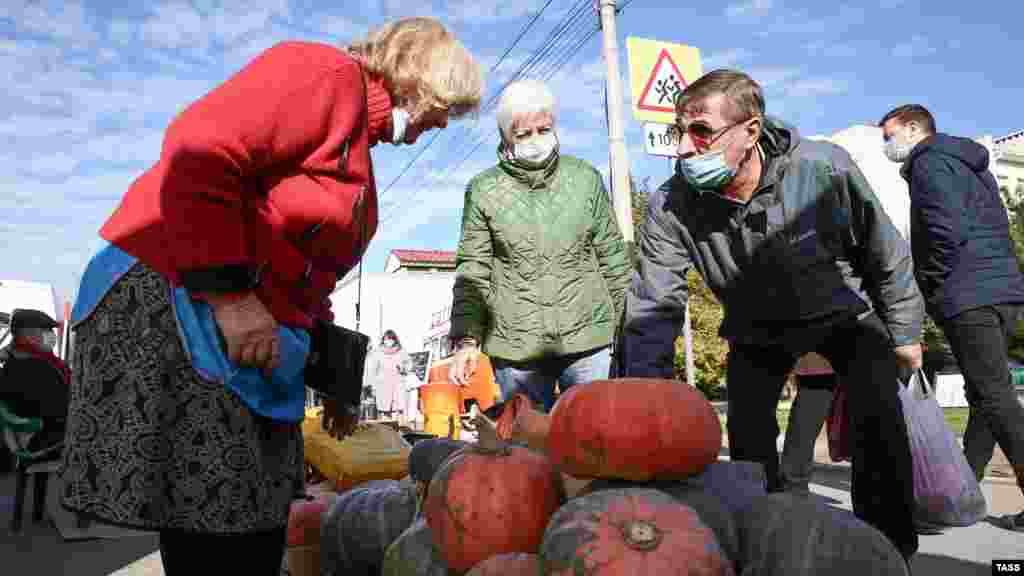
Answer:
619 118 923 377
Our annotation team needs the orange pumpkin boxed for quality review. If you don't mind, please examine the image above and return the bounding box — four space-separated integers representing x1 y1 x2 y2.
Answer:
495 393 550 451
424 442 564 573
539 488 733 576
467 553 541 576
547 379 721 481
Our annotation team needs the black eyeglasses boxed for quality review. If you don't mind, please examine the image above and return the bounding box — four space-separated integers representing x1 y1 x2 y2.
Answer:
669 117 753 149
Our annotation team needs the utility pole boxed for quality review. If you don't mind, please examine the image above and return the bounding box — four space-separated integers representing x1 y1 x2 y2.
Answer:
597 0 634 248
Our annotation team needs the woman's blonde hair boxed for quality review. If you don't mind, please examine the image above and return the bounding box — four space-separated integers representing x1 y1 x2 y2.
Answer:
347 17 483 119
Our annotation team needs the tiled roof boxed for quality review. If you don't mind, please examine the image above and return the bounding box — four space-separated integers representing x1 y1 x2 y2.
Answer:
390 249 456 265
996 129 1024 144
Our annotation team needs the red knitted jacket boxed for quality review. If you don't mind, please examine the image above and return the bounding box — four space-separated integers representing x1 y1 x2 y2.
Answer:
99 42 393 328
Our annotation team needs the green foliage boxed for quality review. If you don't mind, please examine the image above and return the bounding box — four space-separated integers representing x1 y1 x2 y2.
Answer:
996 187 1024 361
675 272 728 398
629 174 728 398
630 174 650 250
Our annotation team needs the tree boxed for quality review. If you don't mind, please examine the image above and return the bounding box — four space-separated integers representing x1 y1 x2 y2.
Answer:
1001 185 1024 360
628 174 728 398
675 272 728 398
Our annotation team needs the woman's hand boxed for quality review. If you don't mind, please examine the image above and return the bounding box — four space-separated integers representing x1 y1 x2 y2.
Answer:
207 291 280 372
448 338 479 387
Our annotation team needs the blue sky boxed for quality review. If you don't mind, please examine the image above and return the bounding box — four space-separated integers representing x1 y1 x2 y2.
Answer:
1 0 1022 306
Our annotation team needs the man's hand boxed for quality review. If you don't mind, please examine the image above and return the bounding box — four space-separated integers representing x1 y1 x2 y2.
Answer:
893 343 923 372
208 291 280 372
448 340 480 387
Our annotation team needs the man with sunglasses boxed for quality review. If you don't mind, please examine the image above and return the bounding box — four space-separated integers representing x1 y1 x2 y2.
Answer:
617 69 923 564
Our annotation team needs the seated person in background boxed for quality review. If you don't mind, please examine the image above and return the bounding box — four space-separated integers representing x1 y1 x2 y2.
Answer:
0 309 70 455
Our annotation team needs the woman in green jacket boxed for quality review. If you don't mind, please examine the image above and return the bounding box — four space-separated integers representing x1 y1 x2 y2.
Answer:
447 79 631 412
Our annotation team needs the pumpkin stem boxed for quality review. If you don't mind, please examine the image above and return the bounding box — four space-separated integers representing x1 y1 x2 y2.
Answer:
472 412 513 455
622 520 662 551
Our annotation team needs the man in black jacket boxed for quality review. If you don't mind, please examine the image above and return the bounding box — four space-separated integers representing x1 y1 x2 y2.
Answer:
881 104 1024 531
620 69 923 562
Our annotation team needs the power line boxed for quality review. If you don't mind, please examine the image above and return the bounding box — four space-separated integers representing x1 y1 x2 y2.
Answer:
617 0 639 12
375 0 558 203
405 0 593 182
379 20 601 223
378 0 597 221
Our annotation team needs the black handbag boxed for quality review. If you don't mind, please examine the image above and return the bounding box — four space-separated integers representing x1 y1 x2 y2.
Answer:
305 320 368 408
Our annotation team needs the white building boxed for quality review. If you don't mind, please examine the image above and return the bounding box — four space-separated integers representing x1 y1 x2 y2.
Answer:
984 129 1024 203
329 250 456 357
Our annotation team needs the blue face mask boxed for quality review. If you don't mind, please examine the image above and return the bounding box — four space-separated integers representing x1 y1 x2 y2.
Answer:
676 149 737 192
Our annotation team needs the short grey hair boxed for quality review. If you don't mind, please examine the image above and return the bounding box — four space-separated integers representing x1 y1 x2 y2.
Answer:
495 79 557 140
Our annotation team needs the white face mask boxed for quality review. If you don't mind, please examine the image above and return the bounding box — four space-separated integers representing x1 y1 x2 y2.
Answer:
883 126 918 163
390 107 410 145
512 132 557 165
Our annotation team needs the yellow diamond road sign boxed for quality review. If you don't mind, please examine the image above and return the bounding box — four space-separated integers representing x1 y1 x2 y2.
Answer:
626 37 703 125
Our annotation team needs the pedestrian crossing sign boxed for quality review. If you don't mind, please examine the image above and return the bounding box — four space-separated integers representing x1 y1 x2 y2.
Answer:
626 37 703 124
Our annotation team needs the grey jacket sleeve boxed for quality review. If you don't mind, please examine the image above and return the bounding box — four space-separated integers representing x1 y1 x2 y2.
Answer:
838 152 924 346
619 186 691 377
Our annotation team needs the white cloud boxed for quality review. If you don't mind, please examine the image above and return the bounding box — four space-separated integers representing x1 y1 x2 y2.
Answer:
141 3 208 52
315 15 369 43
13 1 100 49
745 66 802 90
781 76 849 98
0 114 94 138
805 41 860 59
547 56 608 122
0 168 141 301
381 0 437 19
27 151 80 177
893 35 937 59
446 0 552 23
726 0 775 19
208 8 276 45
702 48 754 70
727 3 865 39
83 130 165 166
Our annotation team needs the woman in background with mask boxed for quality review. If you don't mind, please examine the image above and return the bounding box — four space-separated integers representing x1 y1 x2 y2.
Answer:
363 329 409 417
447 79 631 413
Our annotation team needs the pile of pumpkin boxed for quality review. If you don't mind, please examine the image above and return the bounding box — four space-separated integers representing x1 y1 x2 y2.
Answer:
291 378 910 576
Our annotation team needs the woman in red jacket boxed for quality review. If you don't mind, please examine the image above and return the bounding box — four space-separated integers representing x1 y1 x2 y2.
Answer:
59 18 480 576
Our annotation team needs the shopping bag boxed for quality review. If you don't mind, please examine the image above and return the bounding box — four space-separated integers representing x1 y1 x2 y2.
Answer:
899 369 987 527
826 381 851 462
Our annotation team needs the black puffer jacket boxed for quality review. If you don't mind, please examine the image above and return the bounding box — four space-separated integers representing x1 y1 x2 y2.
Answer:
901 134 1024 320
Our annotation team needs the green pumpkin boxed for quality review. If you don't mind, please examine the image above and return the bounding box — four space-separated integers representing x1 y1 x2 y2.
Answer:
321 479 418 576
383 518 452 576
734 494 909 575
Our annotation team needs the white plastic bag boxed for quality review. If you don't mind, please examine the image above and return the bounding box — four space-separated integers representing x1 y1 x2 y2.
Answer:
898 370 987 527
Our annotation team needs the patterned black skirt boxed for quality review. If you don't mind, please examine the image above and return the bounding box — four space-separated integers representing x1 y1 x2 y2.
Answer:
59 263 303 533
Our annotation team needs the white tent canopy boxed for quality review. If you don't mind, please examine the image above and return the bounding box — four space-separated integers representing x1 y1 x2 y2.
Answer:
808 124 911 241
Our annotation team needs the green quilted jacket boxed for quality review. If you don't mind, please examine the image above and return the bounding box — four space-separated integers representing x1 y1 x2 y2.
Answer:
450 152 631 362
